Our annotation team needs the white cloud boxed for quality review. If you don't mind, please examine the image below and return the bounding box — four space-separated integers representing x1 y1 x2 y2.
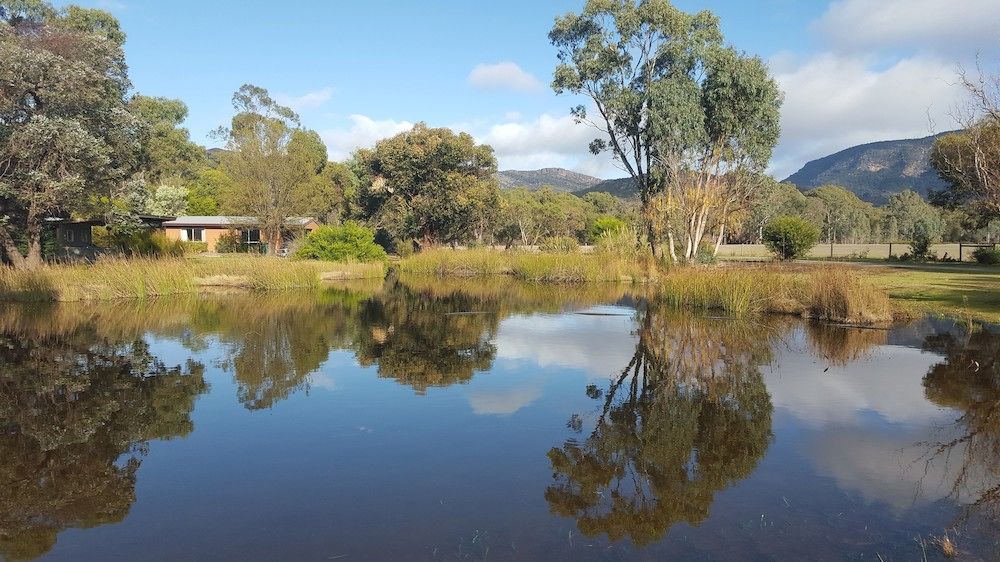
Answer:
275 87 335 112
814 0 1000 53
476 112 618 176
468 62 543 93
467 386 543 415
769 54 963 178
495 308 638 380
319 115 414 161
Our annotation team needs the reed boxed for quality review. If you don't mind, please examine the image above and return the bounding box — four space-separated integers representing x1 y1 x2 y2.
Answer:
657 265 895 324
398 247 656 283
0 256 386 302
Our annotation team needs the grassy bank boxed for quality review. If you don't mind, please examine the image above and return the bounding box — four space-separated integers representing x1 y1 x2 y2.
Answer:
867 264 1000 323
399 249 897 324
399 248 657 283
0 256 385 302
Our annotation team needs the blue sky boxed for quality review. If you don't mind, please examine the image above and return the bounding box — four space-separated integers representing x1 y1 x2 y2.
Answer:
62 0 1000 178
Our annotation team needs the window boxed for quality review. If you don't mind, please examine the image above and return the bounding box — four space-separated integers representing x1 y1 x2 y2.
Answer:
64 229 75 243
183 228 205 242
243 229 261 244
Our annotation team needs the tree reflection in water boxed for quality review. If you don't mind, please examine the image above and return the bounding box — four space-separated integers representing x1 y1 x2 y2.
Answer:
545 303 777 545
921 324 1000 521
0 329 206 561
353 279 499 394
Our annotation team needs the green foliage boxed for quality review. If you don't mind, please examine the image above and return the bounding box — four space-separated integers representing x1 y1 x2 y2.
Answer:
500 187 588 246
130 95 205 184
354 123 500 247
217 84 325 255
181 241 208 255
596 226 644 259
549 0 782 260
0 2 145 269
539 235 580 253
972 247 1000 265
215 232 245 254
94 228 184 258
762 216 820 260
587 215 626 243
184 168 231 216
294 222 387 262
806 185 876 244
144 183 189 216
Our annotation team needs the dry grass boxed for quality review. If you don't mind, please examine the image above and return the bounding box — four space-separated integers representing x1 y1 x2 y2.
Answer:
399 247 657 283
0 256 386 302
658 264 896 324
401 249 897 324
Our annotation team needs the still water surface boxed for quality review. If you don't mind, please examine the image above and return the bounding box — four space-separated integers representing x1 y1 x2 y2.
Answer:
1 277 997 561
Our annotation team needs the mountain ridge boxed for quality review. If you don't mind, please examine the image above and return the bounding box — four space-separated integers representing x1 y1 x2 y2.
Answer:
782 132 953 203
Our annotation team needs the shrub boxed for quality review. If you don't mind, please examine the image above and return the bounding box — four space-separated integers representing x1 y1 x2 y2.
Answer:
181 241 208 255
216 232 245 254
762 216 819 260
294 222 387 262
972 246 1000 265
94 229 184 258
910 217 942 260
587 216 627 243
539 235 580 253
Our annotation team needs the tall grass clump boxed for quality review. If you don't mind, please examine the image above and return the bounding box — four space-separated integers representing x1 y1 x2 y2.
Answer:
659 267 781 316
656 265 894 324
399 248 513 277
807 267 894 325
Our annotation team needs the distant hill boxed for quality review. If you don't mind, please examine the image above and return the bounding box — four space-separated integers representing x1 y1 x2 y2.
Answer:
497 168 602 192
575 177 638 199
783 133 953 204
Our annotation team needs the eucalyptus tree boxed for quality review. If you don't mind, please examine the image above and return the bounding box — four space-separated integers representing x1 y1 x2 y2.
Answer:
931 67 1000 218
0 1 143 269
216 84 321 254
550 0 782 260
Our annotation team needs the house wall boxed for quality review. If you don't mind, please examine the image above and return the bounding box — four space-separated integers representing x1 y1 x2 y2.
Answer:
163 227 231 252
56 224 93 248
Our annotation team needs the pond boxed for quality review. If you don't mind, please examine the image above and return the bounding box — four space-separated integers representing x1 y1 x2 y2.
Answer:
1 276 997 561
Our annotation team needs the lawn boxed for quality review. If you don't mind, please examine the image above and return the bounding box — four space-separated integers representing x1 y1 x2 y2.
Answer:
865 263 1000 323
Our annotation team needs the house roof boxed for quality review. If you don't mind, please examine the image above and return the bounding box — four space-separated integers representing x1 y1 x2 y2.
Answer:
48 215 176 226
163 216 318 228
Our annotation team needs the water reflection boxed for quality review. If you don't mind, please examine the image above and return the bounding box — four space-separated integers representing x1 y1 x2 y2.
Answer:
921 324 1000 520
0 281 998 559
545 303 777 545
353 279 499 393
0 329 206 561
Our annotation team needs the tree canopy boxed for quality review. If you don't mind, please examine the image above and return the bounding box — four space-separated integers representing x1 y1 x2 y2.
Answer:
550 0 782 260
353 123 500 248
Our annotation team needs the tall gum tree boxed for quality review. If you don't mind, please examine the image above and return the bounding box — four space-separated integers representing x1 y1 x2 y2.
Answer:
216 84 321 254
549 0 781 261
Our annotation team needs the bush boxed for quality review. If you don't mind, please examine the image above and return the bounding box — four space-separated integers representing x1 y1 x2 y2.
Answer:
539 235 580 253
762 216 820 260
587 216 627 243
216 232 245 254
94 228 184 258
294 222 387 262
181 241 208 255
972 246 1000 265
